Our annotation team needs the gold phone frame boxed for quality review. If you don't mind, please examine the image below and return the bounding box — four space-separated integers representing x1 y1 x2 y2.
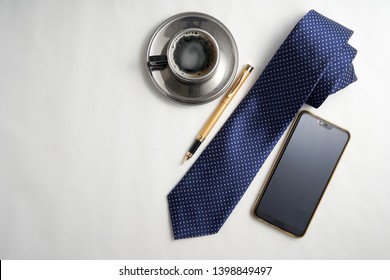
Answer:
252 110 350 237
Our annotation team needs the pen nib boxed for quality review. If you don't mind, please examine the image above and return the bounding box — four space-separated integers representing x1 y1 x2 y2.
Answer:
181 155 189 166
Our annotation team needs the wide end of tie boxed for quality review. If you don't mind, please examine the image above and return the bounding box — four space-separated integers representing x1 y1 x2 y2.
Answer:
168 193 222 240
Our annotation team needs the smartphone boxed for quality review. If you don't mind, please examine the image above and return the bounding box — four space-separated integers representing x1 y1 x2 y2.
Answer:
253 111 350 237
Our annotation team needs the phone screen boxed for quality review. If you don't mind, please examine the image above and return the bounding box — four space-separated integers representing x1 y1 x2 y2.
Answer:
254 111 350 237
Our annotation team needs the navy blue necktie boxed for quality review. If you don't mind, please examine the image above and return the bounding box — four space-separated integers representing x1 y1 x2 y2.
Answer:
168 10 357 239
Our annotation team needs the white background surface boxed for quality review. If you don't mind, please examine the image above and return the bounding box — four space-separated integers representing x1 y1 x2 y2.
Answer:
1 0 389 259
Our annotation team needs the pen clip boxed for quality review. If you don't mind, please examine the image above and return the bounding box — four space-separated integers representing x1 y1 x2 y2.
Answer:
226 65 253 98
227 75 245 98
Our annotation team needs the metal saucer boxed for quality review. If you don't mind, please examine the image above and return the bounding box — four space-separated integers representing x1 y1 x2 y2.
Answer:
146 12 239 105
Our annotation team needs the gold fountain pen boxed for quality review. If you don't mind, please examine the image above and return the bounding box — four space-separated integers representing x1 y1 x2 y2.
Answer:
181 64 254 164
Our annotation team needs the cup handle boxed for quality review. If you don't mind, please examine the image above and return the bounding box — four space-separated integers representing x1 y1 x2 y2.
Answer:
148 55 168 71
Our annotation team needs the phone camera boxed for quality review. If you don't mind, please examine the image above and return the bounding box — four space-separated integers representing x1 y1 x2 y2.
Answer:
318 121 329 127
319 120 332 129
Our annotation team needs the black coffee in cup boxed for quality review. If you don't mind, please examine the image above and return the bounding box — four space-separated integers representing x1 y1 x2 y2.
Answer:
167 28 219 84
174 35 213 74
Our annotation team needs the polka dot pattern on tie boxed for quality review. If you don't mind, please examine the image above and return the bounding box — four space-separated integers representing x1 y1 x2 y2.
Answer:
167 10 357 240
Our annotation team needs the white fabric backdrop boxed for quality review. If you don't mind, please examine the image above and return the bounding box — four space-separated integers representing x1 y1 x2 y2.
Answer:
1 0 389 259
